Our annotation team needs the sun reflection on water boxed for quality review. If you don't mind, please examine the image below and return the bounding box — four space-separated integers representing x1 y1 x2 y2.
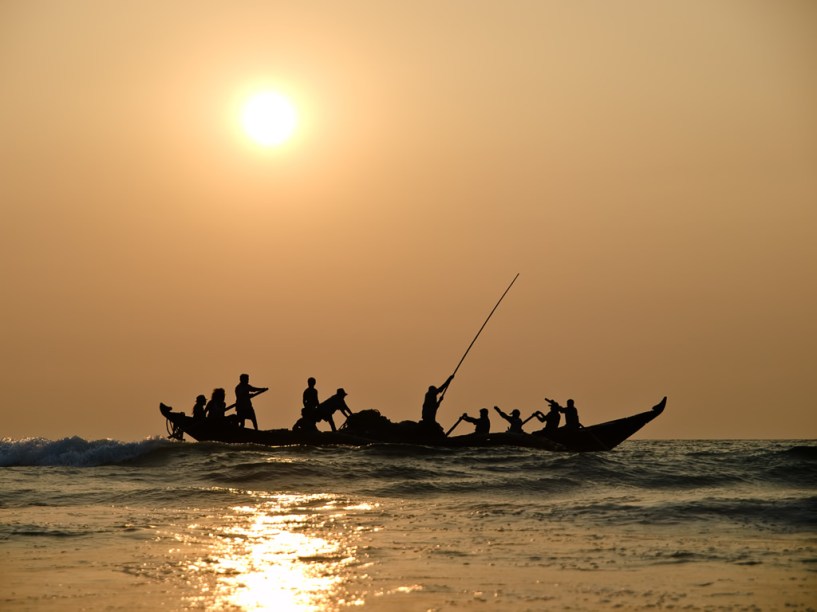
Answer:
186 493 371 611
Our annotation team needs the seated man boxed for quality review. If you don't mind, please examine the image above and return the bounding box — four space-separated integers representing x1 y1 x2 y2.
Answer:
493 406 524 433
559 399 582 429
533 399 562 432
293 408 319 432
192 394 207 421
205 388 228 421
461 408 491 434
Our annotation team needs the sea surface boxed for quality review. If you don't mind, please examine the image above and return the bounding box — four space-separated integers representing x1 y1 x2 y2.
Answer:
1 437 815 611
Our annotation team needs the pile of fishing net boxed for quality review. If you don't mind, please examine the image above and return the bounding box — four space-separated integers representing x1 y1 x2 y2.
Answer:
342 409 440 442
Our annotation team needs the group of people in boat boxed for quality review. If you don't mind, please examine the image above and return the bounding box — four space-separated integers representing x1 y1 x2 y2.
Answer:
457 399 581 436
191 373 269 430
417 374 583 436
187 372 582 437
190 374 353 433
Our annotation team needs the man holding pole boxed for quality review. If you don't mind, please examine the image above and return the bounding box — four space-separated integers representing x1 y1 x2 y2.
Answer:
421 374 455 430
419 273 519 437
234 373 268 430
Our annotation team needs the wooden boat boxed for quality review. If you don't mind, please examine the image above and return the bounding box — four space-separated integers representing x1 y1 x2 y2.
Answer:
159 396 666 452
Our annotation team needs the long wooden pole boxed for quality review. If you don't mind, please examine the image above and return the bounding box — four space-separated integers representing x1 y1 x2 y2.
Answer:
439 273 520 403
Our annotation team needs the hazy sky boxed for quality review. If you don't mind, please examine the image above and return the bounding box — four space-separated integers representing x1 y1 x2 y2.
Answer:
2 1 815 441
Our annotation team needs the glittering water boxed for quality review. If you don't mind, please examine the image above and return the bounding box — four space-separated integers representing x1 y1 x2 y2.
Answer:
1 438 815 610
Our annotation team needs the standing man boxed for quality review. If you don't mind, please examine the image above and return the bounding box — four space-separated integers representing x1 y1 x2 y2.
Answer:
421 373 455 428
302 377 319 419
234 373 267 430
293 377 320 432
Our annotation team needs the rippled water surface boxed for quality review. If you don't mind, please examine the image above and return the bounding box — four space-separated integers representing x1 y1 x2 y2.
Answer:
1 438 815 610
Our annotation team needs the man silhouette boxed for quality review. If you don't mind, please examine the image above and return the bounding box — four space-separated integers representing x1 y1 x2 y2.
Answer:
560 399 581 429
302 377 319 416
421 374 455 426
461 408 491 434
234 373 267 430
494 406 524 433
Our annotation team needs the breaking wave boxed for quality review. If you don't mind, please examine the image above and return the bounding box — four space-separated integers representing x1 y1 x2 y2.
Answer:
0 436 174 467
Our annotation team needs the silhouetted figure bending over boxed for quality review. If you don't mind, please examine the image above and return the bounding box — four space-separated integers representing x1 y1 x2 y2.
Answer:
294 387 352 432
192 394 207 420
461 408 491 434
205 388 227 420
318 388 353 431
235 373 267 430
494 406 525 433
422 374 455 427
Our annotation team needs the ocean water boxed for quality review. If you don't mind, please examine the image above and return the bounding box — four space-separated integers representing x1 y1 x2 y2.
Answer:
1 438 815 611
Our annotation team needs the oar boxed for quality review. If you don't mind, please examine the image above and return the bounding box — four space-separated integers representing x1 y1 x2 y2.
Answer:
446 416 464 437
438 273 520 405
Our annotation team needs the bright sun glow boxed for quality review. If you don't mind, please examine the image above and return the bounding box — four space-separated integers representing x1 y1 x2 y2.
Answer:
241 92 298 147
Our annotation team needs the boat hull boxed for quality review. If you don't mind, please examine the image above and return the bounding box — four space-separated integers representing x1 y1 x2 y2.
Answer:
160 397 666 452
531 396 667 451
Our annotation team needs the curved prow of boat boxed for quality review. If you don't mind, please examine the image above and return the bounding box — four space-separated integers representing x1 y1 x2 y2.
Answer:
160 403 185 440
652 396 667 415
532 396 668 452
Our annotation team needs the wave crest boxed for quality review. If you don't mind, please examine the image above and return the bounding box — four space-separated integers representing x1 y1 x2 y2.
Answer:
0 436 173 467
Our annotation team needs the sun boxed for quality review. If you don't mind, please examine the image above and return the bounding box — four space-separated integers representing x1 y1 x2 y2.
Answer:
241 91 298 147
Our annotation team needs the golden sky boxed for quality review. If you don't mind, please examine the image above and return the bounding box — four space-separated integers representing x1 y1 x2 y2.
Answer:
2 1 815 440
